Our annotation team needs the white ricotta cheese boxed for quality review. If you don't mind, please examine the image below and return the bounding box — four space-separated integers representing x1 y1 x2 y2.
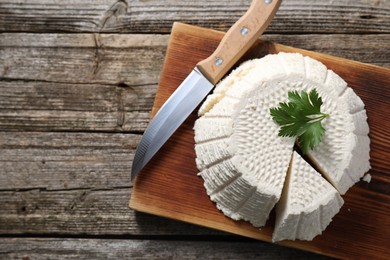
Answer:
193 52 370 240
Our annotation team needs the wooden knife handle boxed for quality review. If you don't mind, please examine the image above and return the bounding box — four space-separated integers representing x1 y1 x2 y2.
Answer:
197 0 282 85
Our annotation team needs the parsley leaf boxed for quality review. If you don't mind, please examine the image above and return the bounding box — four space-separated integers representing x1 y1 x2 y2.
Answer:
270 89 328 154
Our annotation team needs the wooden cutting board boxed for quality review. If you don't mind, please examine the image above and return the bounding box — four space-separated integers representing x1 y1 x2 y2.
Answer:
130 22 390 259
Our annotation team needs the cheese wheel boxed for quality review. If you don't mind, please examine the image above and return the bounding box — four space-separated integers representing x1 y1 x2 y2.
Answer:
194 52 370 241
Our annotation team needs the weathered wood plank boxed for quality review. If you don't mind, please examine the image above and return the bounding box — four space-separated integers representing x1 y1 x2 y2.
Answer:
0 129 206 238
0 81 156 132
0 188 218 236
1 33 388 133
0 34 169 85
1 33 388 87
0 132 138 190
0 132 214 236
0 0 388 34
0 131 215 236
0 238 332 260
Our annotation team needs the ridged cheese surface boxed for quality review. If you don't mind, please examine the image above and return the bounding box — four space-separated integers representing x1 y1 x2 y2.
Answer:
193 52 370 240
273 152 343 242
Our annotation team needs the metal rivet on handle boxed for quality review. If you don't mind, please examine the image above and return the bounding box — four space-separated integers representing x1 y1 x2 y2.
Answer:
215 57 223 66
264 0 272 4
240 27 249 36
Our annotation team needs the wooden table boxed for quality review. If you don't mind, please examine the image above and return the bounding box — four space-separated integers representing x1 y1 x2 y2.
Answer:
0 1 389 259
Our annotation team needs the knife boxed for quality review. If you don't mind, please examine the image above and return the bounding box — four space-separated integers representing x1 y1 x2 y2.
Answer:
131 0 282 181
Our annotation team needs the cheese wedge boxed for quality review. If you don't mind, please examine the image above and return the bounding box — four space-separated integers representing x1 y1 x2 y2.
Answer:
273 152 344 242
194 52 370 240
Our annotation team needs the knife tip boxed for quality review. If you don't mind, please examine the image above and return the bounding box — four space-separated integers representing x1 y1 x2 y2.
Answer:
130 161 140 182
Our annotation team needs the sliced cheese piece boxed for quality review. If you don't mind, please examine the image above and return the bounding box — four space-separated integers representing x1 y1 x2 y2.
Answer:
273 152 343 242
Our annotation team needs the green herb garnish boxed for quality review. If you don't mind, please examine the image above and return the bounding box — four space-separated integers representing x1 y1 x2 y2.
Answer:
270 89 329 154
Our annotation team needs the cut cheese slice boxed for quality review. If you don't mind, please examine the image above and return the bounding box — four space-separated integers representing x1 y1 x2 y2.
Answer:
194 52 370 240
273 152 344 242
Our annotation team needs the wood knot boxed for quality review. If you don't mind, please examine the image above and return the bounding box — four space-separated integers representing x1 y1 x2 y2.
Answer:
117 82 129 88
360 14 376 20
100 0 128 31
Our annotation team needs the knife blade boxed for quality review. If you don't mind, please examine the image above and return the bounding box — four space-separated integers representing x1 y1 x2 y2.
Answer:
131 0 282 181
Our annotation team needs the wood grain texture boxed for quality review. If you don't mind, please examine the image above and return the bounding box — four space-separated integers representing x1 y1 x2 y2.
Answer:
0 238 331 260
1 33 388 133
0 132 136 190
0 33 168 85
0 0 389 34
130 23 390 259
0 81 156 132
0 131 221 236
0 188 222 236
1 33 388 86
